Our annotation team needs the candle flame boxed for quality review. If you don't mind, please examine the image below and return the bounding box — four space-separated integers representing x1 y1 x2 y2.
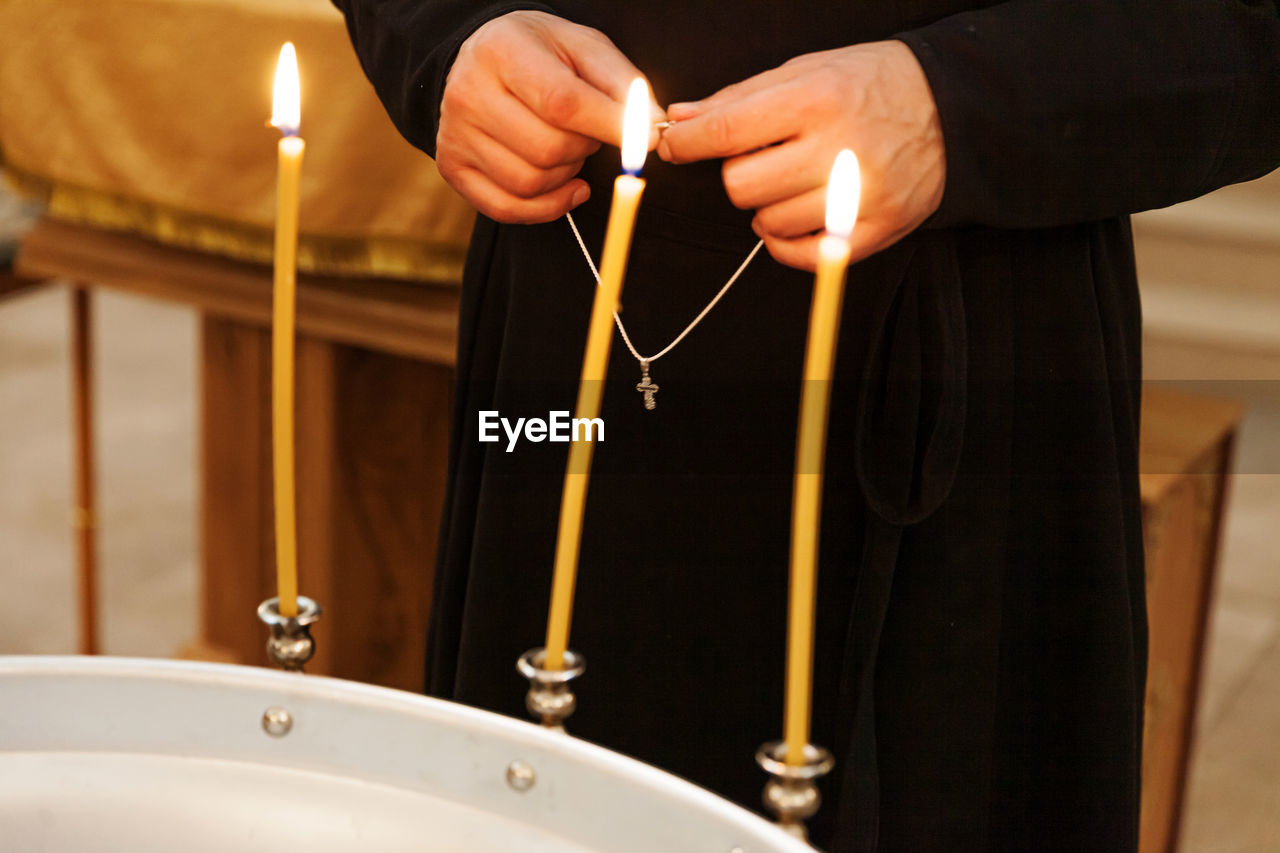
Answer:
271 42 300 135
620 77 651 175
824 149 861 238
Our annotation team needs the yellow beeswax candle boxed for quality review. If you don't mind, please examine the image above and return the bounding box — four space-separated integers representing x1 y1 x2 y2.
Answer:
271 42 303 619
544 78 651 671
784 150 860 765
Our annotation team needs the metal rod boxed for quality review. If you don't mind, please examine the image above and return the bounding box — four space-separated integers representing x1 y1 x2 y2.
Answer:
257 595 321 672
756 740 835 841
517 647 585 731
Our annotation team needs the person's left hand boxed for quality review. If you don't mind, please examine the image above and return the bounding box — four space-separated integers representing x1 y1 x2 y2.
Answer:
657 40 945 271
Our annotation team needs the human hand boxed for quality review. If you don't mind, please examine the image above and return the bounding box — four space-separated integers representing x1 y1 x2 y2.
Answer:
439 11 662 223
657 41 944 271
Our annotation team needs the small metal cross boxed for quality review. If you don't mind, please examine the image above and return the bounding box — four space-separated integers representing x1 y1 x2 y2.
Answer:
636 360 659 410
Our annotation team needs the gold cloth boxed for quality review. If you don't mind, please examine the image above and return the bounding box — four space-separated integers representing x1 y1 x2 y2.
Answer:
0 0 475 282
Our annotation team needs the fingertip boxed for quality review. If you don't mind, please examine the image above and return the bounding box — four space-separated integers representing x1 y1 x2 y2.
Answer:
763 234 819 273
647 101 667 152
656 138 673 162
569 182 590 209
666 101 700 120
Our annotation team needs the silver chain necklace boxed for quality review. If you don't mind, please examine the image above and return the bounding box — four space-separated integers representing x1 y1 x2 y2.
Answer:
565 212 765 410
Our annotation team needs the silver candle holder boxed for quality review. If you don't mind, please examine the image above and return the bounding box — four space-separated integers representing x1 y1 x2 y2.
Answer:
257 595 321 672
755 740 835 841
517 647 585 731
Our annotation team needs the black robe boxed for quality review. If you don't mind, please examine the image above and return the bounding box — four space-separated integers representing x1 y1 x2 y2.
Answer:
333 2 1280 849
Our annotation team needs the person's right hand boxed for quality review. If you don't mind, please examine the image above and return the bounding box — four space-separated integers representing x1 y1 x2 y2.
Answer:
438 11 655 223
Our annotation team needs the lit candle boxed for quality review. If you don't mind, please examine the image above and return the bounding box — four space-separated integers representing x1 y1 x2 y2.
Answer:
784 150 861 765
543 77 651 670
270 42 304 619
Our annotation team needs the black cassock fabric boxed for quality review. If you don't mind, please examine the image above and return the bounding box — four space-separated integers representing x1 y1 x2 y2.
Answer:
333 1 1280 849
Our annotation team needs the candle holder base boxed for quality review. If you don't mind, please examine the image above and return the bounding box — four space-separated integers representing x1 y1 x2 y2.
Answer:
517 647 585 731
755 740 835 841
257 596 321 672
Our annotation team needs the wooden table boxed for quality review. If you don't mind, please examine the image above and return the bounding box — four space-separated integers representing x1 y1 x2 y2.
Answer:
0 259 40 300
17 216 459 691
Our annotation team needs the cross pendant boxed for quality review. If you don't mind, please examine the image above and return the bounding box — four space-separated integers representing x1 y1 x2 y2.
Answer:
636 360 659 410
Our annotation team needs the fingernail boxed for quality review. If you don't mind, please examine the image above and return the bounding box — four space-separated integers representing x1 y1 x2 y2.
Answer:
570 184 590 208
657 138 672 161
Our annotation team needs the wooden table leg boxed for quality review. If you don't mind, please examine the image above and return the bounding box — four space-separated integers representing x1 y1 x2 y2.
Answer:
70 286 100 656
1137 387 1243 853
196 314 450 691
193 316 273 665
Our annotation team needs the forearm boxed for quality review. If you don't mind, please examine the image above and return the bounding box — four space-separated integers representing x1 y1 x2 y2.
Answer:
898 0 1280 228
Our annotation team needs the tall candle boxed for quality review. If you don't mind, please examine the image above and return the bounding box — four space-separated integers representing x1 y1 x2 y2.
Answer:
544 78 651 670
271 42 304 619
784 150 861 765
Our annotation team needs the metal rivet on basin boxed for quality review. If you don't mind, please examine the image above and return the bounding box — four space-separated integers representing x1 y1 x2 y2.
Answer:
261 706 293 738
505 759 536 792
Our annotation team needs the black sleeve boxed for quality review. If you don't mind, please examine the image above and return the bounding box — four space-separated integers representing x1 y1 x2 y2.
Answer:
896 0 1280 228
330 0 556 158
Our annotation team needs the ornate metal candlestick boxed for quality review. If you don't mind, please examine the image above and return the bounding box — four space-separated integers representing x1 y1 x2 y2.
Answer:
517 647 585 731
756 740 835 841
257 595 321 672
